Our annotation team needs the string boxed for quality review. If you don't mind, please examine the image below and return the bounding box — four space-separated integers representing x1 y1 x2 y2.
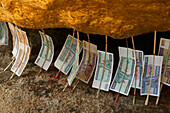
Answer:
55 29 75 78
96 35 107 98
70 30 80 90
62 30 77 91
156 40 170 105
145 31 157 105
114 38 129 102
131 36 137 104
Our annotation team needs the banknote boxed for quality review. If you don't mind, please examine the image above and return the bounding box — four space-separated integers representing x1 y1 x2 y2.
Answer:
92 50 113 91
110 47 136 96
75 40 97 83
158 38 170 86
132 50 144 89
0 21 8 45
16 28 29 46
141 55 163 96
35 31 54 70
67 55 79 86
11 42 30 76
54 35 83 75
67 37 80 86
8 23 20 57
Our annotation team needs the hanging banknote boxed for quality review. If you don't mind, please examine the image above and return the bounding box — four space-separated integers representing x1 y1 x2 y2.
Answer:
11 42 30 76
11 28 30 76
54 35 83 75
92 50 113 91
132 50 144 89
8 23 20 57
158 38 170 86
75 40 97 84
110 47 136 96
0 21 8 45
141 55 163 96
35 31 54 70
67 36 80 86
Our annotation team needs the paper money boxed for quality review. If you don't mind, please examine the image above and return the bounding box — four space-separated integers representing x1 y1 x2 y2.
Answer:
8 23 20 57
92 50 113 91
0 21 8 45
11 42 30 76
16 28 29 46
132 50 144 89
54 35 83 75
110 47 136 96
158 38 170 86
67 36 80 86
141 55 163 96
75 40 97 84
35 31 54 70
67 55 79 86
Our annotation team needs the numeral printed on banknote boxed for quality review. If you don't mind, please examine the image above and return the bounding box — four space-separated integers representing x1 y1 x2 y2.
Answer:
158 38 170 86
110 47 136 96
92 50 113 91
0 21 8 45
35 31 54 70
141 55 163 96
75 41 97 84
54 35 83 75
132 50 144 89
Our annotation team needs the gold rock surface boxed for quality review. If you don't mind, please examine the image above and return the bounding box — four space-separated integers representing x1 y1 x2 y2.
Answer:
0 0 170 39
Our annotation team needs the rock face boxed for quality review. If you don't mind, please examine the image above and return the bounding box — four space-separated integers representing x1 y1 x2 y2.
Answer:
0 0 170 38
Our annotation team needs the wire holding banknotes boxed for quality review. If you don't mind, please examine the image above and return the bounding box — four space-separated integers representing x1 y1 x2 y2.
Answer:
96 35 107 98
145 31 157 105
114 38 129 103
156 40 170 105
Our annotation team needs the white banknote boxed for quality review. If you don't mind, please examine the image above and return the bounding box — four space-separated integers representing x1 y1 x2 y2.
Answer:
110 47 136 96
35 31 54 70
92 50 113 91
54 35 82 75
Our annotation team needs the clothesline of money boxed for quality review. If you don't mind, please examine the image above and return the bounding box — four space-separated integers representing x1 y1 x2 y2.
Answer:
0 21 169 106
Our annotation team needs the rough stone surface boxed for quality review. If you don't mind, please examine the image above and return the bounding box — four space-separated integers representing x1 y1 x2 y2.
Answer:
0 29 170 113
0 0 170 39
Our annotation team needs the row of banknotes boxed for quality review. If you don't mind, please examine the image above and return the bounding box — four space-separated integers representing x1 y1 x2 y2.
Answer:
54 35 170 97
0 21 169 97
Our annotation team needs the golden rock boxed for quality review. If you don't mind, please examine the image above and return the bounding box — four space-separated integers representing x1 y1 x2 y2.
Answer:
0 0 170 39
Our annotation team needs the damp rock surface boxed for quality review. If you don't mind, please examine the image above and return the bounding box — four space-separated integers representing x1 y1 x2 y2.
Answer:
0 0 170 39
0 29 170 113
